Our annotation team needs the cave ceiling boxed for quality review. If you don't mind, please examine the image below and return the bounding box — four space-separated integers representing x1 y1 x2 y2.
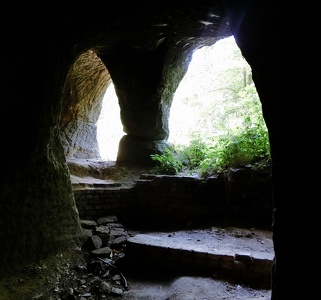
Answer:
84 1 232 55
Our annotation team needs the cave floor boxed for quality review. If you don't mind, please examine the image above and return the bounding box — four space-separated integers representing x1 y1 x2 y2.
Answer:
119 226 273 299
65 158 273 299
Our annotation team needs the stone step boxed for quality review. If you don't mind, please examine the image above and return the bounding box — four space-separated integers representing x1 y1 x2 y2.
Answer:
123 229 273 288
71 175 122 190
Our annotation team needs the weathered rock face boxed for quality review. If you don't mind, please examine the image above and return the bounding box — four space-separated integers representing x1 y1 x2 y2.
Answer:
0 1 320 299
58 1 231 164
227 3 321 299
60 50 110 159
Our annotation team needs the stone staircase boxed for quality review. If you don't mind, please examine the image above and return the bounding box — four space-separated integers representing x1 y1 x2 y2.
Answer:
123 227 273 289
72 172 274 289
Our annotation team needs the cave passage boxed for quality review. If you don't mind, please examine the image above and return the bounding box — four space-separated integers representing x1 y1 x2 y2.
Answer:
96 36 264 165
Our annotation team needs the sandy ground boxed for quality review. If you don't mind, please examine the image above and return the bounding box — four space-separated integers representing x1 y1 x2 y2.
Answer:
121 275 271 300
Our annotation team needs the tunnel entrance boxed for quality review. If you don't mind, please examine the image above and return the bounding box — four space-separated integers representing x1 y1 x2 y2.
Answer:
97 82 123 160
96 36 268 175
65 36 272 300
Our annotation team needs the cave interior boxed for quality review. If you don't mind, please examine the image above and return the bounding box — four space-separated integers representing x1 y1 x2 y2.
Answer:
0 1 320 299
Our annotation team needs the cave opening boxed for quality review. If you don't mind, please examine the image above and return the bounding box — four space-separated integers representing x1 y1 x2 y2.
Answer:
96 36 268 175
97 82 123 161
63 37 273 293
63 35 273 298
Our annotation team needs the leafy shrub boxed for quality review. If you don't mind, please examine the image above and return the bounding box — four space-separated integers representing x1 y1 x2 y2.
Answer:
150 39 271 178
150 85 271 178
179 136 207 169
150 146 183 175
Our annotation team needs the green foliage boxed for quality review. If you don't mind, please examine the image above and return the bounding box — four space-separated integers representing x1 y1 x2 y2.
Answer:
150 146 183 175
197 118 270 177
151 37 271 178
150 84 271 178
179 135 207 169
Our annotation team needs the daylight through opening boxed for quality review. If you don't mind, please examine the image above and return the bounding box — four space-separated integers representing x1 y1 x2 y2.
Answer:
97 36 269 166
97 84 124 160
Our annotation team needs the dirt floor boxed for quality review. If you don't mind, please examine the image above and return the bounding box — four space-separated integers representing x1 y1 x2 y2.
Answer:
0 159 273 300
0 239 272 300
121 276 271 300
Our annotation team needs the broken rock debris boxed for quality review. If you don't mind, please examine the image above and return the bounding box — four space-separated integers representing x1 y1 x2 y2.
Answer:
57 215 129 299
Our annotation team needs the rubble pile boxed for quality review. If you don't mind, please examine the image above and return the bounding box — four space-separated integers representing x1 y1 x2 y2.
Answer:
56 215 130 299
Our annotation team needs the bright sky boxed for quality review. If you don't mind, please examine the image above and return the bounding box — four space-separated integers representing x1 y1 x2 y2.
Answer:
97 84 123 160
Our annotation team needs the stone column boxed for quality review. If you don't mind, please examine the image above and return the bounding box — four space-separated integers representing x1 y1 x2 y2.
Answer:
99 42 171 165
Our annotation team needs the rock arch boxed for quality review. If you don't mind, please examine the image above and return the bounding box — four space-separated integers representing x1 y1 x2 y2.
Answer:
0 1 319 299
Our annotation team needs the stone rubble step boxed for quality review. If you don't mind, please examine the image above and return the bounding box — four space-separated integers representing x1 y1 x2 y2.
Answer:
71 175 122 190
124 231 273 288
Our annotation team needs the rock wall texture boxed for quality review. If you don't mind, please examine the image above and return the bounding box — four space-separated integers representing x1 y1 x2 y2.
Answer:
60 50 111 159
0 1 320 299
